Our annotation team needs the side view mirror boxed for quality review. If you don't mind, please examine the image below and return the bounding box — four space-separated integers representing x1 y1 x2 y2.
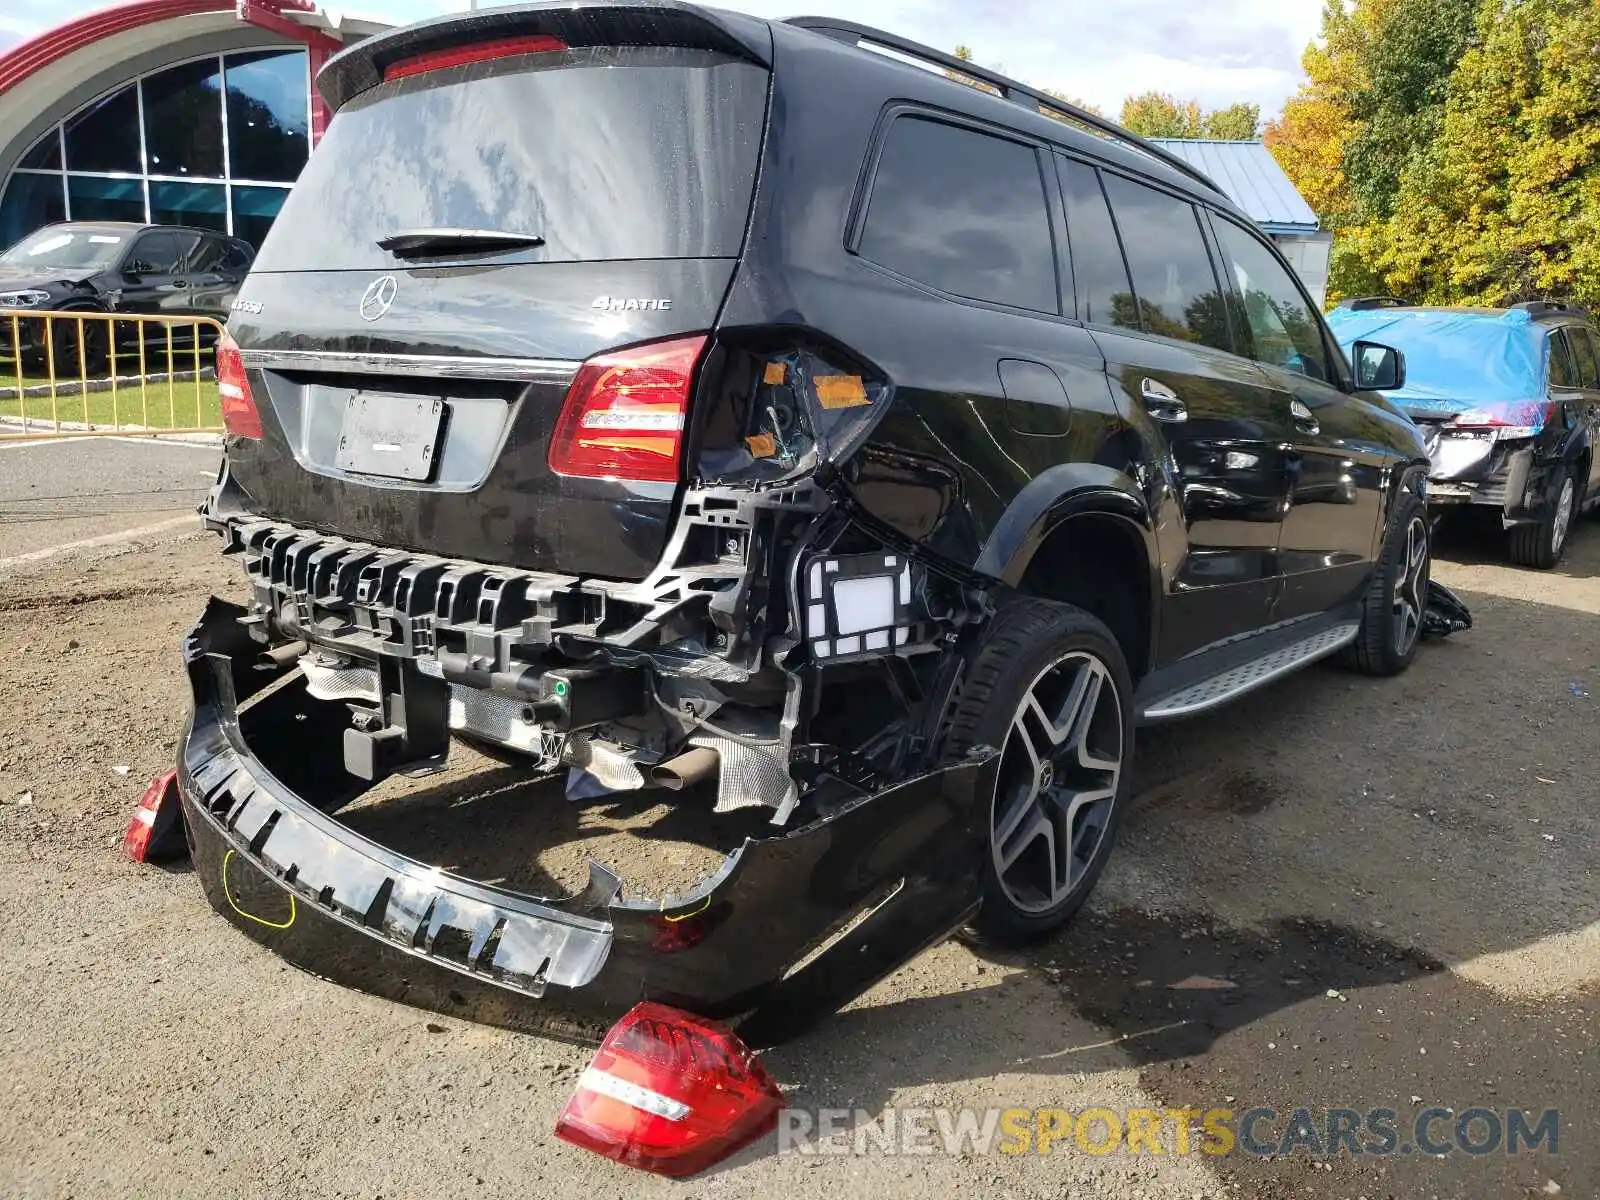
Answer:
1353 340 1406 391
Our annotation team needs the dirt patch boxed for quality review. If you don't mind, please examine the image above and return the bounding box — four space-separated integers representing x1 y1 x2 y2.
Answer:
339 750 762 901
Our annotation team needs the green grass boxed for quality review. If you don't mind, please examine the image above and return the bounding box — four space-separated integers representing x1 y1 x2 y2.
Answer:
0 374 220 431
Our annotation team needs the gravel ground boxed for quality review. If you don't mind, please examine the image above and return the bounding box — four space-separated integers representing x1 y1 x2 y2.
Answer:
0 483 1593 1199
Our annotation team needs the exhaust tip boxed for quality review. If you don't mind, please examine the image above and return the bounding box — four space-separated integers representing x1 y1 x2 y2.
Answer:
649 747 719 791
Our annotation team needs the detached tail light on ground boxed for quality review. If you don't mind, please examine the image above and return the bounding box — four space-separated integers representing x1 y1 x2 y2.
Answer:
548 335 707 483
124 769 186 863
556 1001 783 1176
216 331 263 440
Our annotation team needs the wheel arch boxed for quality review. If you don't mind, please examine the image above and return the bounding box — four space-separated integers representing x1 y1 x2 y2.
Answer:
975 465 1160 682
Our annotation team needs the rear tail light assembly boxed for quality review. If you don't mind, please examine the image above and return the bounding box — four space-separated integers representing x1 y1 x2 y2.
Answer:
124 769 186 863
1449 400 1552 440
383 34 569 82
216 331 264 440
548 335 708 483
556 1001 783 1176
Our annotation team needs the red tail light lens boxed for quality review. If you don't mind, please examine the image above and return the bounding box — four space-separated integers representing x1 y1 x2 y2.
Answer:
548 335 707 483
217 331 263 440
124 769 183 863
383 35 569 82
555 1001 783 1177
1450 400 1551 436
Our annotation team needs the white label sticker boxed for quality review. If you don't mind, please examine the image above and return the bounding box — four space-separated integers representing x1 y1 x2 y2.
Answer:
88 235 124 245
26 234 72 256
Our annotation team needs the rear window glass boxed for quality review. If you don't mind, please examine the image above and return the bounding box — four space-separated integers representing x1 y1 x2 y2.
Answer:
1566 326 1599 388
253 47 767 272
858 117 1058 314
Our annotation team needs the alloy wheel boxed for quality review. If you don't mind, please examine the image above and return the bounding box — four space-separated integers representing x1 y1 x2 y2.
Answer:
1551 476 1575 558
990 651 1123 913
1391 514 1429 657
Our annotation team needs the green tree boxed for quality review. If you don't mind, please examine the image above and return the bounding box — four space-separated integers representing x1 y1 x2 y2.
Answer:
1380 0 1600 307
1119 91 1205 138
1202 102 1262 140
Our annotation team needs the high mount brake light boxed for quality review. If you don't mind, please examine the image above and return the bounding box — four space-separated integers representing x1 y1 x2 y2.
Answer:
555 1001 783 1176
216 331 263 440
548 335 708 484
383 35 570 82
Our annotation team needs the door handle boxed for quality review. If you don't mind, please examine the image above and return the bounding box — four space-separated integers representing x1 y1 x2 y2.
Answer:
170 279 189 289
1140 377 1187 422
1289 397 1320 436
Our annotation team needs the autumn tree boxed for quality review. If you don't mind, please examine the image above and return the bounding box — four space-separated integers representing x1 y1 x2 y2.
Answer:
1202 103 1262 140
1119 91 1205 138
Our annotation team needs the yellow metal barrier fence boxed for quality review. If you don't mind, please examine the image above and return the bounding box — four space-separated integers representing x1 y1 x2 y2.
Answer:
0 308 226 439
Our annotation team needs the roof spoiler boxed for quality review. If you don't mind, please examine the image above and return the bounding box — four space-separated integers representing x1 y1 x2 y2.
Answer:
785 16 1224 197
1332 296 1413 312
1510 299 1589 319
318 0 773 111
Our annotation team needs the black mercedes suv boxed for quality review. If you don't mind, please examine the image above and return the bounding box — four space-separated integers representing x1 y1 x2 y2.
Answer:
178 2 1429 1038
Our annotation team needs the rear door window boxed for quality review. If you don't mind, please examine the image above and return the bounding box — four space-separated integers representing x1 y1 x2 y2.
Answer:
1099 174 1232 353
253 46 767 272
1210 217 1331 382
1056 157 1131 327
1548 330 1578 388
858 117 1058 313
1566 326 1600 388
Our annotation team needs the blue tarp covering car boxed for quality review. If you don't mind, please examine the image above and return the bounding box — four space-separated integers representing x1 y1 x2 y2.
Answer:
1325 306 1548 418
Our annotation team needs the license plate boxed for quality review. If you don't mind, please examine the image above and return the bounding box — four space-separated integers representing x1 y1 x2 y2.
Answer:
336 394 445 481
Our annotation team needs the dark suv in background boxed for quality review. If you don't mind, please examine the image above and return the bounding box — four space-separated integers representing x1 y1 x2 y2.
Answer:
178 2 1430 1036
1328 297 1600 568
0 221 253 371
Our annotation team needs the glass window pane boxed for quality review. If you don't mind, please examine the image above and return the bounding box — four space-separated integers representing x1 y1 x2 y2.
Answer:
224 50 309 183
859 117 1057 313
1548 331 1577 388
129 231 185 273
0 174 67 251
1567 327 1599 388
142 59 225 178
230 184 288 248
149 180 227 232
1212 218 1331 382
64 85 141 173
66 174 145 224
1100 175 1231 353
19 130 62 170
1058 157 1132 327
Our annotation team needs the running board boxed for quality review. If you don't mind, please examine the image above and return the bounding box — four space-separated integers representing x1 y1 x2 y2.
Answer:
1138 622 1360 723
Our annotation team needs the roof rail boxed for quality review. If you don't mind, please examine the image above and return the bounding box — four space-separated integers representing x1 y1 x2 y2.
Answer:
1335 296 1412 312
784 16 1223 197
1510 299 1588 318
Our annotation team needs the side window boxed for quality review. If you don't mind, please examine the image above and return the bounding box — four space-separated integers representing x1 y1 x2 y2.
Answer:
1057 157 1132 326
1566 326 1600 388
858 117 1058 313
221 242 254 271
1098 174 1232 353
1211 218 1330 382
128 231 181 274
186 236 228 273
1548 331 1578 388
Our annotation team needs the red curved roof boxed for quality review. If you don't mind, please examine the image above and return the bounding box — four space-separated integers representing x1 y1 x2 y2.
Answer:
0 0 318 94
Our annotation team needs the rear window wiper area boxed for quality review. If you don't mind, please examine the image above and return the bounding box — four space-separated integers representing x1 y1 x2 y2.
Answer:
375 228 546 259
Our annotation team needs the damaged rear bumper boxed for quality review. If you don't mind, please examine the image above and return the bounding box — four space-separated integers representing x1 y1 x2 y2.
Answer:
178 596 995 1043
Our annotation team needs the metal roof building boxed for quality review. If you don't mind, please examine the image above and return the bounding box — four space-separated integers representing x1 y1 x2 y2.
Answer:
1149 138 1333 306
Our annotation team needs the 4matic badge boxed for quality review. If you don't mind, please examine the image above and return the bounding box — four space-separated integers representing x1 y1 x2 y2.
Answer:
591 296 673 312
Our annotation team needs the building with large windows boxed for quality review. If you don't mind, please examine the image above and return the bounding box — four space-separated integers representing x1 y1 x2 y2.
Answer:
0 0 391 252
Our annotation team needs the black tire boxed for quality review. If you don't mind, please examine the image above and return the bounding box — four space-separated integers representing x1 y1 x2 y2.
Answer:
48 311 108 378
942 597 1133 946
1341 481 1429 677
1508 463 1578 569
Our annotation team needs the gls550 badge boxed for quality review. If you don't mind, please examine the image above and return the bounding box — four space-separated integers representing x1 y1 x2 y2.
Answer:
591 296 673 312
